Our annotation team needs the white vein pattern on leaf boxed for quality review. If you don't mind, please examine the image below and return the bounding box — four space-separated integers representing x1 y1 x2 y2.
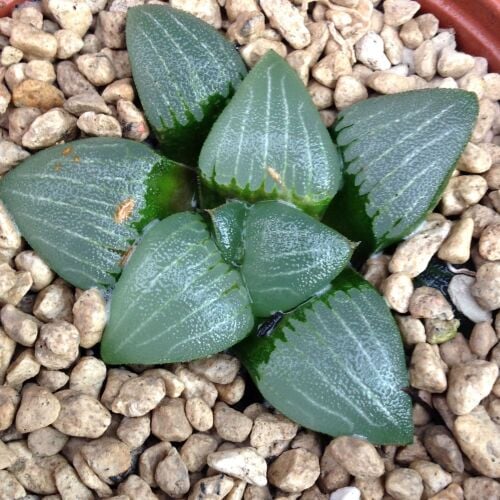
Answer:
132 271 233 348
144 12 208 107
233 87 254 184
279 75 290 189
63 265 110 286
355 102 457 187
285 339 367 427
214 109 237 174
374 129 456 219
260 259 325 280
168 12 233 85
262 63 276 186
314 301 396 426
297 102 313 195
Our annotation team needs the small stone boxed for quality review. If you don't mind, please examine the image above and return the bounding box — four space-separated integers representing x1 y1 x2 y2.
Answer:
425 318 459 345
396 437 430 465
268 448 320 493
213 402 253 443
185 396 214 432
53 389 111 438
8 107 41 146
389 217 452 277
27 426 68 456
0 265 33 306
381 272 413 313
22 108 77 150
69 356 107 398
216 375 246 405
414 40 437 80
95 11 126 49
54 463 93 500
225 0 259 21
0 386 20 431
448 275 492 324
138 441 171 487
0 140 30 174
0 329 16 384
1 304 41 347
454 405 500 478
472 99 497 144
250 412 298 457
170 0 221 29
447 360 498 415
416 13 439 39
383 0 421 27
6 349 40 388
56 61 95 97
24 60 56 84
102 78 134 103
151 398 192 442
155 446 190 497
189 474 234 500
208 447 267 486
260 0 310 49
385 468 424 500
101 368 136 409
463 477 500 500
437 48 475 79
176 366 218 407
116 414 150 448
0 470 26 499
469 321 497 358
355 32 391 71
77 111 122 137
72 451 112 497
227 10 265 46
54 29 84 59
441 175 489 215
484 73 500 100
471 262 500 311
1 46 23 66
400 19 424 49
423 426 464 473
410 287 453 320
410 460 451 498
80 437 131 483
479 223 500 261
117 474 157 500
10 23 57 60
334 75 368 110
409 342 447 393
4 64 26 94
180 433 218 472
15 251 54 292
64 92 111 116
36 369 68 393
240 39 287 67
116 99 149 141
111 374 166 417
34 320 79 370
76 53 116 86
437 218 474 264
329 487 361 500
457 142 492 174
12 79 64 112
45 0 93 37
328 436 384 479
15 384 60 433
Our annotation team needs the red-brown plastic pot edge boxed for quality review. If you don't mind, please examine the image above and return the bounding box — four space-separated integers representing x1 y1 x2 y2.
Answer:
0 0 22 18
419 0 500 73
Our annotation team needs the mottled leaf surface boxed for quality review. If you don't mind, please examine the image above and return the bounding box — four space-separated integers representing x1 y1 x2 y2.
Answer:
0 138 194 289
324 89 478 257
199 51 343 217
237 268 413 445
101 212 254 364
127 5 247 164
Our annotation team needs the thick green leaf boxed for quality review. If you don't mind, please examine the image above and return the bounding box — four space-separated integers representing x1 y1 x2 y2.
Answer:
101 212 254 364
236 268 413 445
324 89 478 257
242 201 353 317
208 200 248 266
199 51 343 217
126 5 247 164
0 138 194 289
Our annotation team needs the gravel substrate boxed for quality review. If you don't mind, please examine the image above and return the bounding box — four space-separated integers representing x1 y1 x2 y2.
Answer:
0 0 500 499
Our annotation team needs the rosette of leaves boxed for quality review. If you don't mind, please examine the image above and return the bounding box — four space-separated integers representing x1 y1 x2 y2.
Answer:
0 4 479 445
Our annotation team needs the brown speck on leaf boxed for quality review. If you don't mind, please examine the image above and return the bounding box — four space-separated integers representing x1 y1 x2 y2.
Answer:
54 163 62 172
114 198 135 224
267 166 285 189
62 146 73 156
119 245 135 267
72 156 80 163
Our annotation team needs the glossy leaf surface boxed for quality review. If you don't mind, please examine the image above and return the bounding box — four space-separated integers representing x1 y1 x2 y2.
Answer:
241 201 353 317
0 138 194 289
199 51 343 217
324 89 478 257
127 5 247 164
237 268 413 445
101 212 254 364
